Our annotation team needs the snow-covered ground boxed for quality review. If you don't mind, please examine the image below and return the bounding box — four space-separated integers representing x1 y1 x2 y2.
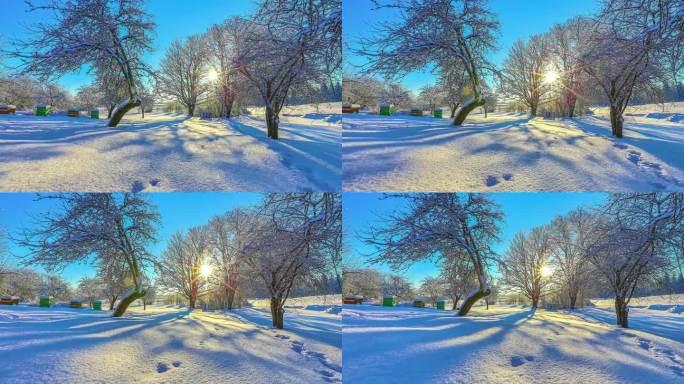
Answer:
0 104 340 192
342 108 684 191
343 302 684 383
0 303 341 383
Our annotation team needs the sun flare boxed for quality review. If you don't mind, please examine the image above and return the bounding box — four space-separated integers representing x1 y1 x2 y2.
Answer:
207 68 219 82
540 265 554 278
200 263 213 278
542 69 559 85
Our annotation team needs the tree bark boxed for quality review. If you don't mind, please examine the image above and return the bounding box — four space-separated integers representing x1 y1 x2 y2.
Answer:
530 104 537 117
270 297 284 329
265 105 279 140
109 295 118 310
451 295 461 310
188 104 195 117
113 289 145 317
450 103 460 119
108 99 140 127
457 287 490 316
615 296 629 328
609 104 624 138
531 296 539 309
453 99 485 126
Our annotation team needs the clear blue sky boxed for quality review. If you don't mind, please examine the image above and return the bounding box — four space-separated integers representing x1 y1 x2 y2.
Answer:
343 0 600 93
343 192 606 287
0 0 256 94
0 193 262 286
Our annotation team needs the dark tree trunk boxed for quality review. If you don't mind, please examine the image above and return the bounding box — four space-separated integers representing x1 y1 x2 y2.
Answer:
457 287 490 316
108 99 141 127
568 286 578 310
484 106 488 119
609 104 624 138
615 296 629 328
451 295 461 310
113 289 145 317
270 297 284 329
143 301 146 310
531 296 539 309
188 104 195 117
453 99 485 126
109 295 118 311
450 103 459 119
265 105 279 140
530 104 537 117
107 106 115 119
485 299 489 310
225 100 234 119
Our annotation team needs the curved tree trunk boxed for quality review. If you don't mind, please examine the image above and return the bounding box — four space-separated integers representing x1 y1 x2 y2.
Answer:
113 289 145 317
531 296 540 309
457 287 490 316
453 98 485 126
108 99 141 127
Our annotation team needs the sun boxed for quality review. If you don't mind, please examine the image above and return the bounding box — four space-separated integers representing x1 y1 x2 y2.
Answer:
207 68 219 82
542 69 559 85
540 265 554 278
199 262 213 278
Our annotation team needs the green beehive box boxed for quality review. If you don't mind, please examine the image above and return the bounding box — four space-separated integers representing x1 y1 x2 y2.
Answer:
379 105 391 116
91 300 102 310
433 109 443 118
383 296 397 307
39 296 53 307
36 105 49 116
90 109 99 119
436 300 446 310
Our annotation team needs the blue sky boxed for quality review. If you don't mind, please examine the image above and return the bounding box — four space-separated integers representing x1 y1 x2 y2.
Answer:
0 0 256 94
343 0 600 92
343 192 606 286
0 193 262 286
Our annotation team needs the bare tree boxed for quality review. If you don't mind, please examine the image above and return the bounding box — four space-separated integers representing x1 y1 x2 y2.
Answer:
420 276 444 307
244 193 341 329
156 227 212 309
547 17 593 117
357 0 499 126
233 0 341 139
18 193 159 317
157 36 209 117
499 227 555 309
365 193 502 316
579 0 682 137
342 74 384 107
97 258 130 310
206 20 241 118
436 62 469 118
439 251 477 310
207 209 251 310
548 208 597 309
500 35 551 116
8 0 155 127
587 193 683 328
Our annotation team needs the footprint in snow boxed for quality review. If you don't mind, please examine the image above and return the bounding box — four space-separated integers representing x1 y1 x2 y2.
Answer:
157 363 169 373
502 173 513 181
485 176 499 187
613 143 629 150
511 355 535 367
149 179 160 187
275 334 290 340
633 336 684 376
291 341 305 353
132 180 145 193
172 361 181 368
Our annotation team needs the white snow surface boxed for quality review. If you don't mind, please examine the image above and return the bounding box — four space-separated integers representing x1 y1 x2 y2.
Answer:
0 104 340 192
0 304 341 383
343 110 684 191
342 303 684 383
